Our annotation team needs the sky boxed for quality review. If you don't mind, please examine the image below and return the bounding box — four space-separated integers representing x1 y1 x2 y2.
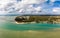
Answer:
0 0 60 15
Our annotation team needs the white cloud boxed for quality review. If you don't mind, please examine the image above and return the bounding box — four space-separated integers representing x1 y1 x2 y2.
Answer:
35 7 42 12
53 7 60 14
50 0 55 2
0 0 16 8
53 7 60 12
21 0 47 4
0 0 58 15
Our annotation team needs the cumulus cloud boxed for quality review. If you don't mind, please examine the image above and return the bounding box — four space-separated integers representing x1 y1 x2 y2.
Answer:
53 7 60 13
21 0 47 4
0 0 47 15
0 0 60 15
50 0 55 2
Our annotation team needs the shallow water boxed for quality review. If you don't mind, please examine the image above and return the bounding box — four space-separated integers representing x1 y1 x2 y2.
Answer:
1 21 60 30
0 16 60 38
0 21 60 38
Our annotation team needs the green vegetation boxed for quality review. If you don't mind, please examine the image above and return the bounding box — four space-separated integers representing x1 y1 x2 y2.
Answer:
15 16 60 24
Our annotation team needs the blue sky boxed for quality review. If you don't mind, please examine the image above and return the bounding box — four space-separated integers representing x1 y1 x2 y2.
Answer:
0 0 60 16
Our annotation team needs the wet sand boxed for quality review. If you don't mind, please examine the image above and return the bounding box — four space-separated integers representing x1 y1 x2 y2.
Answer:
0 16 60 38
0 28 60 38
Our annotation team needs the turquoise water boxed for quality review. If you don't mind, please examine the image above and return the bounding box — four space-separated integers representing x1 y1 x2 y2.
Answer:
1 22 60 38
1 22 60 31
0 16 60 38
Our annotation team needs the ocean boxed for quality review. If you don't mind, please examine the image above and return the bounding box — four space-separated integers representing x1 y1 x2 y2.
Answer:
0 16 60 38
0 21 60 38
1 22 60 31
